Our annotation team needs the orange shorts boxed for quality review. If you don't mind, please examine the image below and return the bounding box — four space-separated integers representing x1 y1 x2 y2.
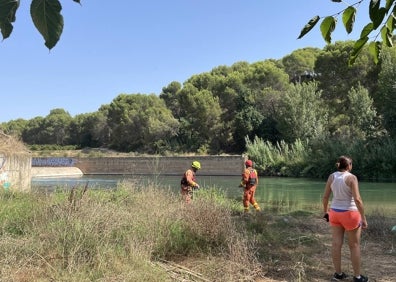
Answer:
329 209 361 231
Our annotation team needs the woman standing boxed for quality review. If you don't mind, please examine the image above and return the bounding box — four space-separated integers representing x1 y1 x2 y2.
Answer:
323 156 368 282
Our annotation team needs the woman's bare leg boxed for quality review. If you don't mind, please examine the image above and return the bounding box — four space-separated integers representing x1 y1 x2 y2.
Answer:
332 226 345 274
346 227 362 277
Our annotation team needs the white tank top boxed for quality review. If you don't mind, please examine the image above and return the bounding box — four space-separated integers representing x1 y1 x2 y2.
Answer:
330 171 357 211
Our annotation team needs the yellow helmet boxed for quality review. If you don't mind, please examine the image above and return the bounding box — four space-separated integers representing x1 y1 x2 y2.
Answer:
191 161 201 170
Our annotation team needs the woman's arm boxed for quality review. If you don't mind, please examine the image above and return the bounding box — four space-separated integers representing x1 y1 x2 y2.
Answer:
322 174 333 213
347 174 368 229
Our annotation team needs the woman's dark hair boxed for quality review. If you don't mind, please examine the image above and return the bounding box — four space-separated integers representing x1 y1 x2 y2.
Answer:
336 156 352 171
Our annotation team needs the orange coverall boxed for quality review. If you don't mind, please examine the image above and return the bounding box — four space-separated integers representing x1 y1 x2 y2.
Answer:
241 167 260 212
181 169 198 204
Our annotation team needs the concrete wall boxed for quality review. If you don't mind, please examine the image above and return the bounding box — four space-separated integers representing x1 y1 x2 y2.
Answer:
1 133 32 192
1 153 31 192
74 155 245 176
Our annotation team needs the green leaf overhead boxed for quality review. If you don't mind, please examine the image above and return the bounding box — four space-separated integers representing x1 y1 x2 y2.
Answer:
370 0 387 29
385 11 395 30
388 5 396 31
0 21 13 38
374 7 387 29
385 0 394 9
297 16 320 39
360 22 374 38
369 0 381 22
368 41 381 64
342 6 356 34
380 25 394 46
348 36 369 65
0 0 20 39
320 16 336 44
0 0 19 21
298 0 396 64
30 0 64 50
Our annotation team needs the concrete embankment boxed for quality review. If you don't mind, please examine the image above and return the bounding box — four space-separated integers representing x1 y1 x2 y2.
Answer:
31 167 83 178
74 155 244 176
32 155 245 177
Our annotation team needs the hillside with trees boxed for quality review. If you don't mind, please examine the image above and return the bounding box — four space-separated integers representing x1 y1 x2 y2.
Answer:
1 41 396 180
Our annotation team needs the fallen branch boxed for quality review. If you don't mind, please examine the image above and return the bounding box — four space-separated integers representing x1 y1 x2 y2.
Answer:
153 259 211 282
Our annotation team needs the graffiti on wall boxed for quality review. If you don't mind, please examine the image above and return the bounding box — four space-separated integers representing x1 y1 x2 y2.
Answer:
0 154 11 190
32 157 76 167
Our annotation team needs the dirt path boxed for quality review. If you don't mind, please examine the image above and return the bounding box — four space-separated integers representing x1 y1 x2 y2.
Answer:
313 219 396 282
259 217 396 282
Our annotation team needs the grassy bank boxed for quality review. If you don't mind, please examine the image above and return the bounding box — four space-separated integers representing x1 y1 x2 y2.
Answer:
0 182 395 281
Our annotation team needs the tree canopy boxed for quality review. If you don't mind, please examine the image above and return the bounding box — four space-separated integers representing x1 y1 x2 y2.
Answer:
2 41 396 178
3 42 394 155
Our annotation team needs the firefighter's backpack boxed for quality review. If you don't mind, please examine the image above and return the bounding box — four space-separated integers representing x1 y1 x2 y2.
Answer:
248 168 257 185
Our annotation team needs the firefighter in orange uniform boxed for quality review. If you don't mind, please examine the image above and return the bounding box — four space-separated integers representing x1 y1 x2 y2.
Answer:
181 161 201 204
240 159 261 213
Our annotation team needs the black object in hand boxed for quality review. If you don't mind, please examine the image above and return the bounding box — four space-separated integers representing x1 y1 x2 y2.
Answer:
323 213 329 222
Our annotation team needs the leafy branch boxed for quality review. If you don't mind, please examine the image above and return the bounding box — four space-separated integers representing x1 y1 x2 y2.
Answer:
0 0 81 50
298 0 396 65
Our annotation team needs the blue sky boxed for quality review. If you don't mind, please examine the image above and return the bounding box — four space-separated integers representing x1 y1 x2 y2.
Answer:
0 0 370 122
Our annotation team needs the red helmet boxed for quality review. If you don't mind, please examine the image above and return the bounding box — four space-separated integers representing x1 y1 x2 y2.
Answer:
245 160 253 167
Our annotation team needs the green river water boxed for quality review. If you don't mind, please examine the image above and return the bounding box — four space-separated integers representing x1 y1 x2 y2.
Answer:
32 175 396 215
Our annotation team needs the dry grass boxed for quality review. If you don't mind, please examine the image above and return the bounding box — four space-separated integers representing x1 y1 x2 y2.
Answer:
0 182 395 281
0 132 29 155
0 182 261 281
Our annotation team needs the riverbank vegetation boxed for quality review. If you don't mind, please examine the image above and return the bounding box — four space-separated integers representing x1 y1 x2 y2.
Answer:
1 182 395 281
2 41 396 180
245 136 396 180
